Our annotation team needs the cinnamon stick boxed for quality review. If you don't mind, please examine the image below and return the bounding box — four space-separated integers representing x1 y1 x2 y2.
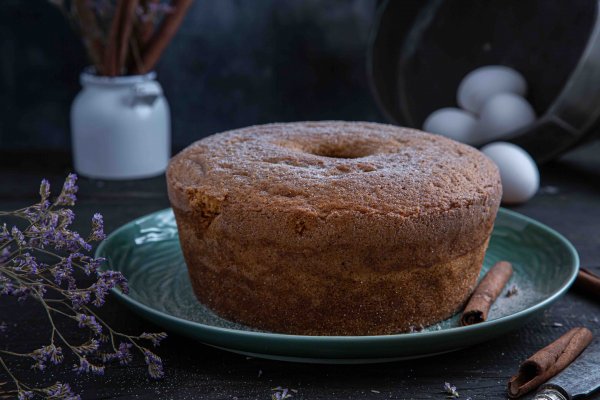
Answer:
573 268 600 302
133 0 194 74
461 261 513 326
507 327 593 398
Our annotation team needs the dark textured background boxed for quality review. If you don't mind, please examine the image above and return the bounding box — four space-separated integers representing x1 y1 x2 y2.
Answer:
0 0 381 152
1 2 600 398
2 0 599 160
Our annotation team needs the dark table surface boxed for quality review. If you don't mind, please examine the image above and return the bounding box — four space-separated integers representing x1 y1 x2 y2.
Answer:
1 143 600 400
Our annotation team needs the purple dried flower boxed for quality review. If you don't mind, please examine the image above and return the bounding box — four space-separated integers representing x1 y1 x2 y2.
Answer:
0 247 10 263
14 285 32 301
72 357 89 374
73 339 100 355
82 256 104 276
17 390 34 400
39 179 50 202
11 226 26 247
90 270 127 306
44 382 80 400
30 344 62 371
443 382 460 398
55 173 78 206
58 230 91 253
72 357 104 375
30 344 63 369
68 290 91 309
102 342 133 365
0 175 167 397
0 275 14 295
76 314 102 335
115 342 133 365
99 269 128 291
13 253 40 274
49 346 64 365
89 213 106 241
52 256 75 286
140 332 168 347
57 208 75 228
143 349 164 379
271 387 293 400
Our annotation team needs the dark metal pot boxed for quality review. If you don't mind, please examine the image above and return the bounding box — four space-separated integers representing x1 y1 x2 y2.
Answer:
368 0 600 163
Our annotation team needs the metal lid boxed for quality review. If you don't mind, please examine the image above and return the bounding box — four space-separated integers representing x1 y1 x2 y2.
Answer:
368 0 600 163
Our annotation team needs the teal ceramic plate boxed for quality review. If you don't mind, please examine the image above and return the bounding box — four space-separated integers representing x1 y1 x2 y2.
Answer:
96 208 579 364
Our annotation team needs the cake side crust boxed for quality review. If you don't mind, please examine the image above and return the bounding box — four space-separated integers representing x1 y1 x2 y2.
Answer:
175 206 489 335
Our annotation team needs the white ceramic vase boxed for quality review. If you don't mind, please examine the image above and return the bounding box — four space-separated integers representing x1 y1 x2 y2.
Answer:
71 69 171 180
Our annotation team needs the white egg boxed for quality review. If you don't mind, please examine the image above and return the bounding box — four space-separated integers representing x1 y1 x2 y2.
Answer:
476 93 536 143
422 108 478 144
481 142 539 205
457 66 527 114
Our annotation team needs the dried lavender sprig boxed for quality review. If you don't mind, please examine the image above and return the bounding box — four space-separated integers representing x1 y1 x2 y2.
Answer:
0 174 167 399
443 382 460 398
271 387 293 400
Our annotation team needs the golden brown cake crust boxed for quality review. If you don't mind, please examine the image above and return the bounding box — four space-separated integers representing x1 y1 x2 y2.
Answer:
167 121 502 335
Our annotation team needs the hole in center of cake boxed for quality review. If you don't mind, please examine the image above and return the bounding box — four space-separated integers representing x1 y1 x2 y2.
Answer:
306 143 374 159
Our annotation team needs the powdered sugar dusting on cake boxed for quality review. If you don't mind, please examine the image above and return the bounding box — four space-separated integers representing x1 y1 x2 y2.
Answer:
167 121 500 217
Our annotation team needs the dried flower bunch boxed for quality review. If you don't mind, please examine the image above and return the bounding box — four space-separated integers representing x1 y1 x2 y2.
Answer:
50 0 194 76
0 174 166 400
